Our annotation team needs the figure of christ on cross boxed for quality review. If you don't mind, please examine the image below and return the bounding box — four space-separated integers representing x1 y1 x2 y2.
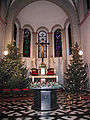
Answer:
36 39 50 63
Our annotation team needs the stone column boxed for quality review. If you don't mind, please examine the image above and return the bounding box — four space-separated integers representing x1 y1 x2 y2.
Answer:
48 32 53 58
47 32 53 67
61 28 67 79
19 28 24 55
32 32 37 58
16 26 20 48
32 32 37 68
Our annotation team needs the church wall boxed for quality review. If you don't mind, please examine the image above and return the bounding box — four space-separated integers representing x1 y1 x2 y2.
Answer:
54 57 63 84
0 0 7 20
0 21 5 60
16 1 68 84
17 1 67 31
0 0 7 60
78 0 85 22
80 14 90 89
3 0 81 85
4 0 81 53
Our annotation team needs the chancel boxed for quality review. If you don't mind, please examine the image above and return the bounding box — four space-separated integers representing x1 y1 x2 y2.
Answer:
30 38 58 85
0 0 90 119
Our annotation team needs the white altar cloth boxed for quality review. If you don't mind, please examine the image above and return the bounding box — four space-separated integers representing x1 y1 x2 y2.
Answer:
29 75 58 82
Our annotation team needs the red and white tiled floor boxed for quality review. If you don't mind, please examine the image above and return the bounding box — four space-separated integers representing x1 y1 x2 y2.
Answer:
0 92 90 120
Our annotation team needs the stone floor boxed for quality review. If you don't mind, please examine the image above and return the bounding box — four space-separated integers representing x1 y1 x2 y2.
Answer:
0 92 90 120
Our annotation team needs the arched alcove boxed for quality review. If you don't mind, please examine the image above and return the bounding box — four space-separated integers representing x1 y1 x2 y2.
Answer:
3 0 81 84
5 0 80 50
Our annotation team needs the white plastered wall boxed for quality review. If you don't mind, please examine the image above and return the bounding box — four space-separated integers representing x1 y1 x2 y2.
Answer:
80 14 90 89
17 1 67 31
0 22 5 60
3 0 81 84
16 1 67 82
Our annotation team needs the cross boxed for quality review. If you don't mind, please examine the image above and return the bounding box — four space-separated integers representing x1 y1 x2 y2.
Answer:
36 39 50 63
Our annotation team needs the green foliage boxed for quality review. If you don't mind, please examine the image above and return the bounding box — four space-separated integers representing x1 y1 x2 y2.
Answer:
0 41 28 89
64 42 88 93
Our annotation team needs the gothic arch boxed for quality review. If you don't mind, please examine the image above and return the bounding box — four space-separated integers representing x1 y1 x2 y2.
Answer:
51 24 62 33
13 18 21 48
36 26 49 33
15 18 21 28
5 0 80 50
23 24 34 33
64 18 70 29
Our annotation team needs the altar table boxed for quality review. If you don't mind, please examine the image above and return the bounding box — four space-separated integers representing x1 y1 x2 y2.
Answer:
29 75 58 83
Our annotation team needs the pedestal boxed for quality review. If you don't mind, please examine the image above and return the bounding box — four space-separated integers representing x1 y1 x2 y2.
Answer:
32 88 58 111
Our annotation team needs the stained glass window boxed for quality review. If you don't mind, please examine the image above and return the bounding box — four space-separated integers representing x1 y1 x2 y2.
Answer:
38 31 47 58
23 28 30 57
54 29 62 57
68 24 72 55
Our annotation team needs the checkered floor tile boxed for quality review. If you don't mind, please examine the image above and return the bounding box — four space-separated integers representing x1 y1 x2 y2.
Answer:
0 92 90 120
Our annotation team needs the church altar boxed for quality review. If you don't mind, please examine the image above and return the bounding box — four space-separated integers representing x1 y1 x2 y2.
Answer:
29 73 59 111
28 39 60 111
29 75 58 83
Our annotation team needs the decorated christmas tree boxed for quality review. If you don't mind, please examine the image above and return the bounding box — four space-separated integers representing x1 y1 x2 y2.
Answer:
64 42 88 93
0 41 28 89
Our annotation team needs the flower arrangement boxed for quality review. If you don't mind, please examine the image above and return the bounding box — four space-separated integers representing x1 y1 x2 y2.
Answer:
30 68 38 75
28 80 64 89
47 68 55 75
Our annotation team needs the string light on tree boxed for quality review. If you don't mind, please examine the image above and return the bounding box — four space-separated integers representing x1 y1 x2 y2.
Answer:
79 50 83 56
64 42 88 93
0 41 28 89
4 51 8 55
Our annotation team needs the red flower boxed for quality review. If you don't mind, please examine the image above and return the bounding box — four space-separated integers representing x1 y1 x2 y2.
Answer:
3 89 10 91
22 88 29 90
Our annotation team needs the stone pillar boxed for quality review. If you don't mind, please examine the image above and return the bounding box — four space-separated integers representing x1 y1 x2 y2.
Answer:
32 32 37 58
48 32 53 58
5 24 12 50
32 32 37 68
61 28 67 79
48 32 53 67
16 26 20 48
19 28 24 55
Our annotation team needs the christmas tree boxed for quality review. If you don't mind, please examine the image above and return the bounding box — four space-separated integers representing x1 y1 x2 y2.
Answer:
64 42 88 93
0 41 28 89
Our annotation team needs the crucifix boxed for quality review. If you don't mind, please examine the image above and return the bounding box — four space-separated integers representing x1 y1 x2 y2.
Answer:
36 39 50 63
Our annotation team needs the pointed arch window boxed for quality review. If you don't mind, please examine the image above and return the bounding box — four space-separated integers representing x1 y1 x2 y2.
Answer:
54 29 62 57
38 31 47 58
23 28 31 57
